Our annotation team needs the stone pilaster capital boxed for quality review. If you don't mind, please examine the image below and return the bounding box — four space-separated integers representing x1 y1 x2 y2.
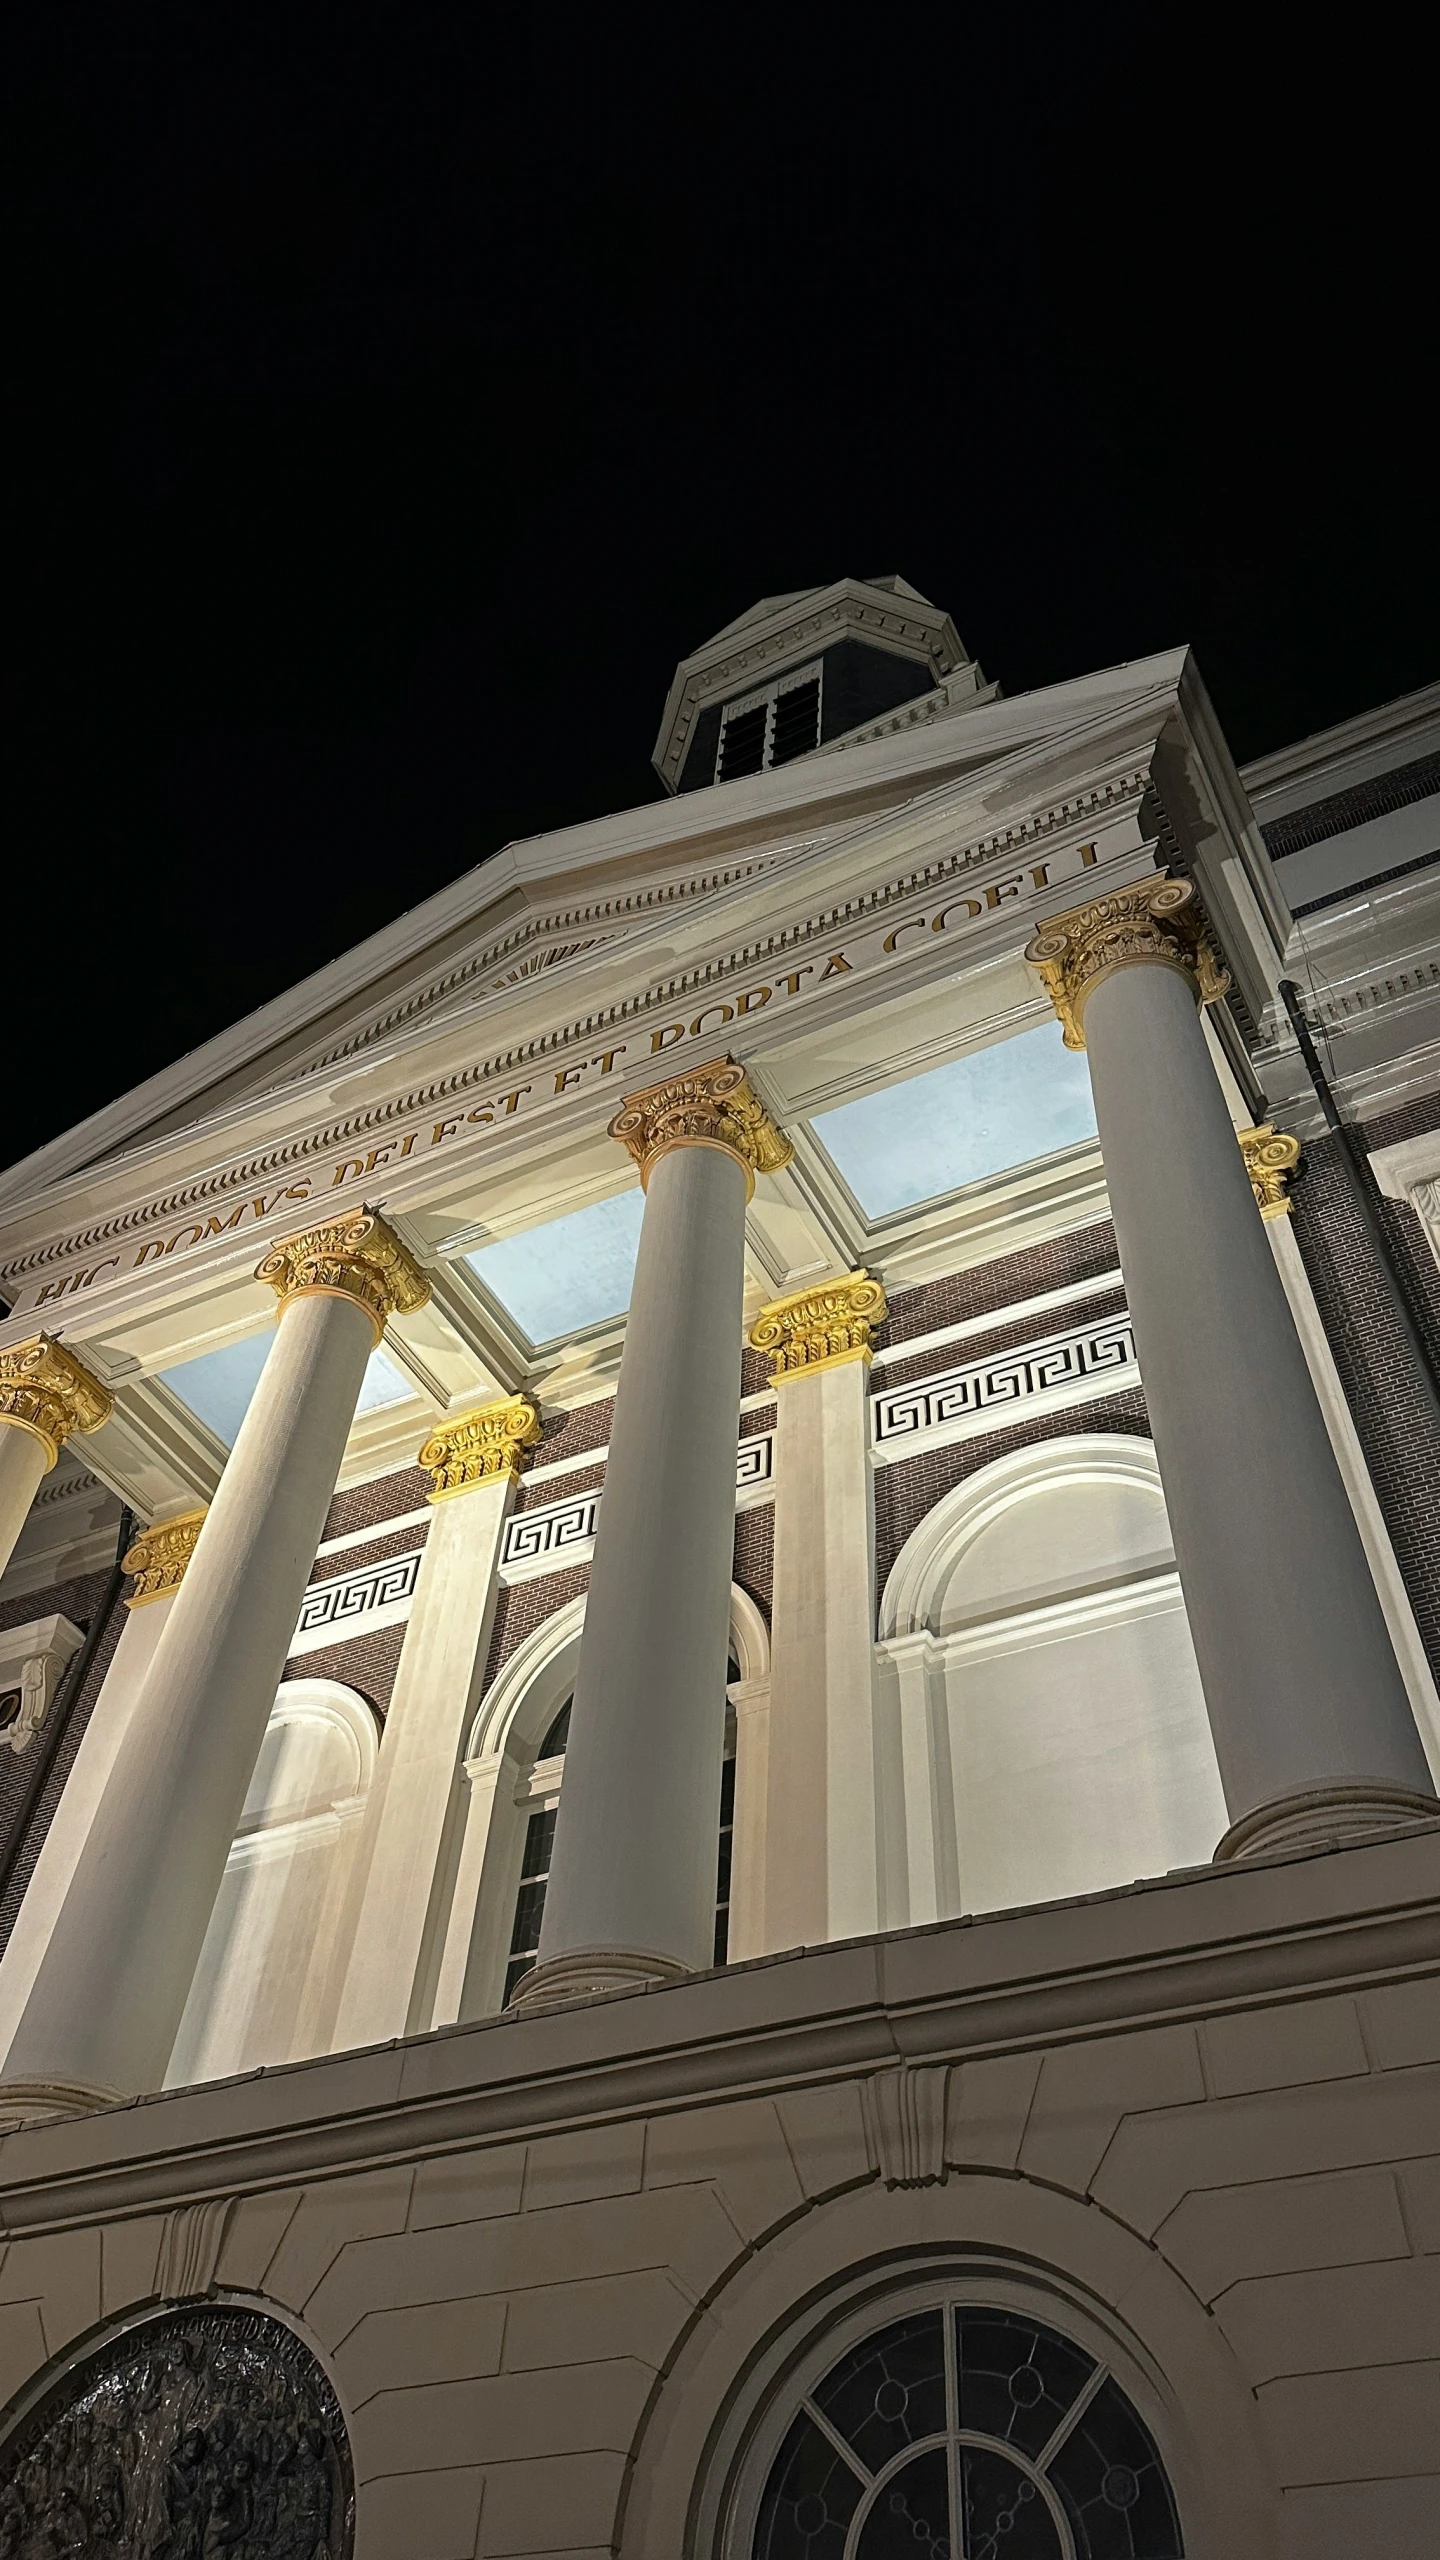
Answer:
255 1209 430 1343
1024 875 1230 1050
608 1056 793 1201
0 1336 113 1470
750 1268 888 1382
123 1505 208 1608
1238 1123 1302 1220
419 1397 543 1500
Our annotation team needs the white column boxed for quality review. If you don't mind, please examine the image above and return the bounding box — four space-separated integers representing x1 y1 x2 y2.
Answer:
330 1397 538 2049
751 1273 887 1950
0 1511 205 2065
0 1338 112 1577
1028 879 1437 1859
515 1058 790 2007
0 1211 428 2119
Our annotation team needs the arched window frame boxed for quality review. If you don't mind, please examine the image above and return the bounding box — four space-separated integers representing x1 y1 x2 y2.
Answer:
430 1585 770 2023
715 2267 1188 2560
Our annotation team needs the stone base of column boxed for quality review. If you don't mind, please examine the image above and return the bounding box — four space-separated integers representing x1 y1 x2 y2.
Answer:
508 1947 692 2013
1215 1781 1440 1863
0 2075 126 2134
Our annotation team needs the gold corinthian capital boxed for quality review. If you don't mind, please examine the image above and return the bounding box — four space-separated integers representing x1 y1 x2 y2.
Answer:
750 1269 888 1382
1238 1123 1302 1220
123 1505 208 1608
608 1057 793 1199
1024 875 1230 1051
255 1208 430 1342
419 1397 543 1500
0 1336 113 1470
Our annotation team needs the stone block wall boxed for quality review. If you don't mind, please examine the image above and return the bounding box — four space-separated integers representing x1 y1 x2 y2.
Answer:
0 1824 1435 2558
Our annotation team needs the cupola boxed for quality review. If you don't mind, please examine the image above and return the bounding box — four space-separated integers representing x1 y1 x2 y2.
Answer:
652 574 994 794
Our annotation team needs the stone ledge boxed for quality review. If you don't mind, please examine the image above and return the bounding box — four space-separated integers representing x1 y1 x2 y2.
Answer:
0 1820 1437 2239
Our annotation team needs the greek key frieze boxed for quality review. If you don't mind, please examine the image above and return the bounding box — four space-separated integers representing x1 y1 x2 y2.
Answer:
872 1312 1138 1452
293 1548 423 1642
502 1433 773 1578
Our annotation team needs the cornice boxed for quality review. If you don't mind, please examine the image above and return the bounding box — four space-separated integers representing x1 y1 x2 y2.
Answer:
0 1822 1433 2235
1 653 1191 1224
0 761 1155 1295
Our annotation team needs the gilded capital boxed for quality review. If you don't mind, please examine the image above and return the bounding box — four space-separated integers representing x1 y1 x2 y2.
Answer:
751 1269 888 1382
608 1057 793 1200
123 1505 208 1608
1024 876 1230 1050
1239 1123 1302 1220
419 1396 543 1500
0 1337 113 1471
255 1209 430 1342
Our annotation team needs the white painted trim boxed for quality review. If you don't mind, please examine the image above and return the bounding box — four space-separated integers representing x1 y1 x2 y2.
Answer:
869 1268 1123 1370
879 1432 1164 1641
870 1359 1140 1473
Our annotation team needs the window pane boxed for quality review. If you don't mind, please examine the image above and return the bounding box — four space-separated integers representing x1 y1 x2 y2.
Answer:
955 2308 1094 2461
754 2411 863 2559
539 1699 572 1759
720 700 769 780
771 677 820 767
856 2446 952 2555
811 1026 1097 1217
960 2446 1063 2557
1046 2375 1182 2558
465 1190 645 1346
813 2312 946 2474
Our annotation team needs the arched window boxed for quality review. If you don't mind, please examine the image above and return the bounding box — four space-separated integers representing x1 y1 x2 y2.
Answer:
750 2296 1182 2558
502 1667 738 2005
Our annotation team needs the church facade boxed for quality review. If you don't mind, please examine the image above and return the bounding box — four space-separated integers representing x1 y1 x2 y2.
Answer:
0 578 1437 2555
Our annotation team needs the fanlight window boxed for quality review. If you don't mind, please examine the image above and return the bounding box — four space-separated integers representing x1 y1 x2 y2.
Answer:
754 2301 1182 2558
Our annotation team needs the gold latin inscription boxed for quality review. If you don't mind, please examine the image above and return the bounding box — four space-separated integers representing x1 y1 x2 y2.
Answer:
16 831 1114 1305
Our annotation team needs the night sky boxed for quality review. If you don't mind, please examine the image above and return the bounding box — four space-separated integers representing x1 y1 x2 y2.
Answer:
12 8 1434 1171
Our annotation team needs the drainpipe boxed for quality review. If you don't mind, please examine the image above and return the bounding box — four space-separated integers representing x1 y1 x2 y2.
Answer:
1278 978 1440 1424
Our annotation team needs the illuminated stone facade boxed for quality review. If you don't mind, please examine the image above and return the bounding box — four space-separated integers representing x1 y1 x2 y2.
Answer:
0 582 1437 2555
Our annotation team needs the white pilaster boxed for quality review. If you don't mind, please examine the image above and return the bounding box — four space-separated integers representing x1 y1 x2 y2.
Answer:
330 1399 537 2050
762 1340 883 1949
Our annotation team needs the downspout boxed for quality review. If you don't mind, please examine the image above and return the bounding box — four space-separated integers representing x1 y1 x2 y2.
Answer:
1278 978 1440 1425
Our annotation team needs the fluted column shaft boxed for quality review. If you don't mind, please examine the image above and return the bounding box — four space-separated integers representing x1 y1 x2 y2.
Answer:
1028 880 1436 1858
0 1213 427 2108
518 1059 790 2004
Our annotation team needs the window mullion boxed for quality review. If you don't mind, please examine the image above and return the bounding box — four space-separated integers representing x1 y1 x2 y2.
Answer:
945 2300 966 2560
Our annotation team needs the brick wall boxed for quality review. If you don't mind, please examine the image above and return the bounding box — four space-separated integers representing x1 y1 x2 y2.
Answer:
1291 1123 1440 1679
322 1465 431 1542
880 1217 1118 1349
281 1623 408 1722
874 1390 1150 1595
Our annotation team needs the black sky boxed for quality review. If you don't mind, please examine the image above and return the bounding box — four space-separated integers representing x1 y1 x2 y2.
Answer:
10 6 1435 1170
